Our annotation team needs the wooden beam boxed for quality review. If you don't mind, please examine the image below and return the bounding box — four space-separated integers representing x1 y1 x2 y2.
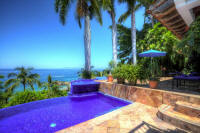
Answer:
151 13 182 39
174 27 186 32
149 0 166 12
155 6 176 18
171 23 185 29
166 17 182 26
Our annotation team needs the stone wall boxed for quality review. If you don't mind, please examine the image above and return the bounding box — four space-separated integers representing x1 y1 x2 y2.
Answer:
99 82 200 107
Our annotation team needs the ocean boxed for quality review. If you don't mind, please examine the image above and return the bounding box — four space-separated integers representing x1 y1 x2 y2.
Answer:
0 69 81 92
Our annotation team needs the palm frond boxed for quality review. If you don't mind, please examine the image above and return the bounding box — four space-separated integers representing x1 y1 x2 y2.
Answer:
27 67 34 73
134 3 142 11
118 0 129 3
75 15 82 28
90 0 102 25
4 79 18 88
28 73 40 79
55 0 72 25
48 75 52 84
15 66 25 71
102 0 115 16
0 75 4 79
37 80 42 88
5 82 20 94
76 0 87 17
55 0 61 12
8 73 17 78
118 10 131 23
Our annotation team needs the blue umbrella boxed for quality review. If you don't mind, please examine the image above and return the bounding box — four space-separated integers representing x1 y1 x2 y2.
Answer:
139 49 167 76
139 50 166 57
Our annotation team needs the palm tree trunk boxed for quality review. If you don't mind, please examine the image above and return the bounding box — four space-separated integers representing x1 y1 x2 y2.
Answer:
23 84 26 91
31 85 35 91
84 12 91 71
111 12 117 66
150 15 154 27
131 10 137 65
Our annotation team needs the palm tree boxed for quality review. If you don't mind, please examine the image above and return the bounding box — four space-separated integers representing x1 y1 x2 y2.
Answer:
4 67 41 93
43 75 53 91
43 75 59 97
27 73 41 91
139 0 155 27
101 0 117 66
55 0 102 71
0 75 12 105
118 0 142 65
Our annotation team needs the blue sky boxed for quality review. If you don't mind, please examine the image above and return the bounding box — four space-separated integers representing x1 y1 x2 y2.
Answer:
0 0 145 69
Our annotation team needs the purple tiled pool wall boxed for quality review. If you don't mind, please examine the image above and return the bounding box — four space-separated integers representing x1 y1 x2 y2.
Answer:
0 92 131 133
69 79 100 95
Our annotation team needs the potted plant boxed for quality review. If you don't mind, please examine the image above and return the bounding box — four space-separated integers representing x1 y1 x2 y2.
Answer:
125 64 145 86
112 65 126 84
107 71 113 82
149 77 160 89
148 60 161 89
105 60 116 82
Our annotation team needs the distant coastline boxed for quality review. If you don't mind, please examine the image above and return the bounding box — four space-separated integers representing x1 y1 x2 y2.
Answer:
0 68 81 92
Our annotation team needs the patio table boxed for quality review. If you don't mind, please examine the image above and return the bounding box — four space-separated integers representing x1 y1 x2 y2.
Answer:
172 76 200 89
168 72 181 77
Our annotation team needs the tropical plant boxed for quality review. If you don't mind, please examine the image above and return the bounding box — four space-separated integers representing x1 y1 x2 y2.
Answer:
179 16 200 54
117 23 152 63
148 59 161 81
43 75 62 97
178 16 200 72
92 70 103 77
0 75 4 90
0 75 11 106
118 0 142 65
101 0 117 66
139 0 155 27
4 67 41 93
0 75 6 108
102 60 116 76
7 90 47 107
55 0 102 71
125 64 146 85
6 89 66 107
112 64 127 83
138 23 184 72
78 68 92 79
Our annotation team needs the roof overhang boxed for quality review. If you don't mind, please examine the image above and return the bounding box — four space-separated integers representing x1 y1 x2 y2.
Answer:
148 0 200 39
174 0 200 26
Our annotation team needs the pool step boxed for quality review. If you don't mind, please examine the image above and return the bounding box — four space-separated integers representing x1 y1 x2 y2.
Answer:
175 101 200 118
157 104 200 132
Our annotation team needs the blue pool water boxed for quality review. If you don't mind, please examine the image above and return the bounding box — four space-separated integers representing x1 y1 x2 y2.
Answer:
0 92 131 133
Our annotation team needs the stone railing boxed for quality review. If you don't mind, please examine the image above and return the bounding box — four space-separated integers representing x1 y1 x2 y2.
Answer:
99 82 200 107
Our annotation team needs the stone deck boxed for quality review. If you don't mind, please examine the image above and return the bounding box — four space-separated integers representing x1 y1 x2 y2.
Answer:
57 103 187 133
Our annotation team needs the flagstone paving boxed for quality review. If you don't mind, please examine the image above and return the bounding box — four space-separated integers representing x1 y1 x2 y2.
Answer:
57 102 188 133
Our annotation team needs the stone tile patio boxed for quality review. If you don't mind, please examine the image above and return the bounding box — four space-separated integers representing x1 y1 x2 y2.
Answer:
137 77 200 95
57 103 187 133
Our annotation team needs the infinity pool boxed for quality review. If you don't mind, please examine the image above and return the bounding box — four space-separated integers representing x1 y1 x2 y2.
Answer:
0 92 131 133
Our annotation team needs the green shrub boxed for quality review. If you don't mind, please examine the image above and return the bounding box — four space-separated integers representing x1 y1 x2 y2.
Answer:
112 64 147 85
112 64 127 83
78 69 92 79
125 64 146 85
7 90 66 106
5 89 67 107
7 90 47 106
